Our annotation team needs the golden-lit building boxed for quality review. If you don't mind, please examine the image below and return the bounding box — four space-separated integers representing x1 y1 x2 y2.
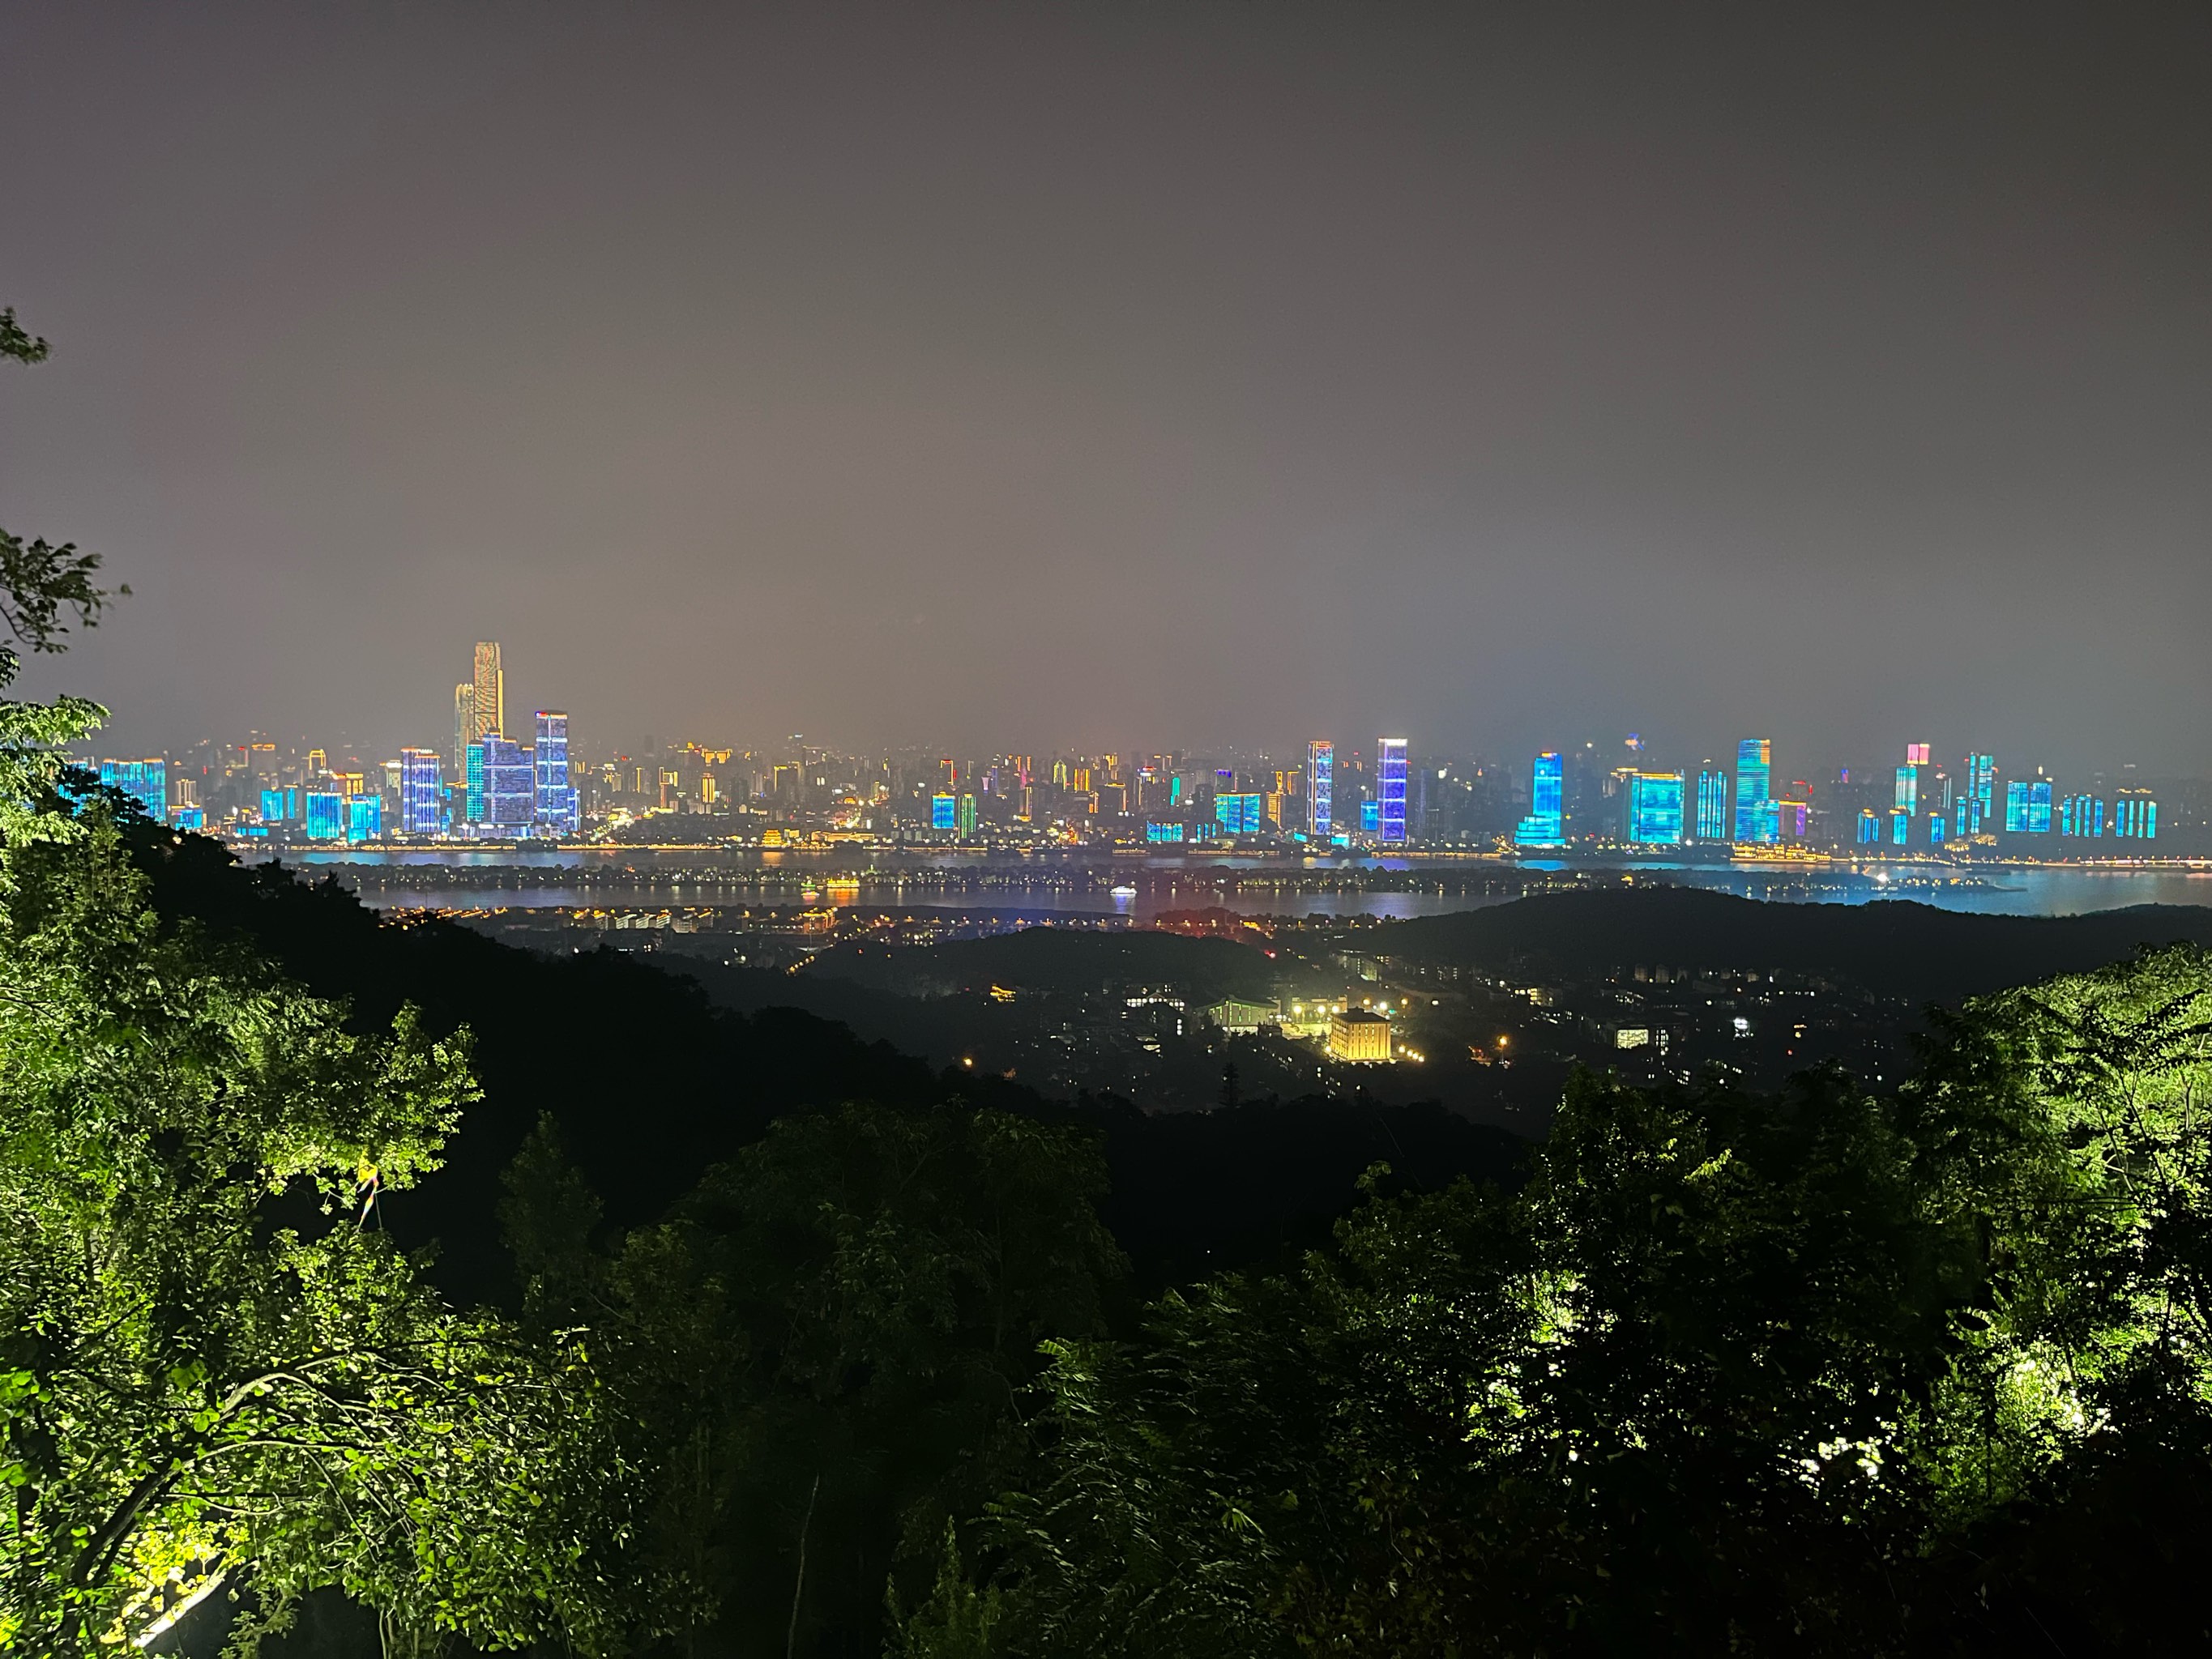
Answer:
1328 1008 1392 1063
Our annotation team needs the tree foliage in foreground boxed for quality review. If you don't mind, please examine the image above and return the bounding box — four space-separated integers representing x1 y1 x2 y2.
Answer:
0 307 683 1657
502 1098 1126 1656
0 804 690 1656
912 946 2212 1655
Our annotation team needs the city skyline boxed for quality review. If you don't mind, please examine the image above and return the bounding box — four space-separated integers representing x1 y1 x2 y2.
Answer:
97 639 2196 854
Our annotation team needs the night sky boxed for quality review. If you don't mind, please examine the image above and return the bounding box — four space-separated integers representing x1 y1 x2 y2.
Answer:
2 6 2206 774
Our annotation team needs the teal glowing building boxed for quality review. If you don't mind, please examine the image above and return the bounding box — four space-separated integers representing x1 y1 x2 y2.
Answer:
1734 740 1774 842
1215 792 1265 834
1625 773 1686 845
345 794 382 843
2005 779 2053 834
1515 753 1565 847
931 794 957 830
99 758 165 822
2114 791 2159 840
1964 753 1996 834
1695 770 1730 841
2060 793 2104 838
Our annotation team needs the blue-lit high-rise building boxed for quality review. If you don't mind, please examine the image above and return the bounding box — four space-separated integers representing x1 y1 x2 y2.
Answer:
1625 773 1686 846
260 786 300 824
465 742 488 824
399 748 442 837
533 711 579 835
1734 740 1774 842
1376 738 1408 844
303 791 346 842
1695 770 1730 842
1515 753 1565 847
99 758 166 822
1306 740 1333 840
480 736 533 829
931 794 957 830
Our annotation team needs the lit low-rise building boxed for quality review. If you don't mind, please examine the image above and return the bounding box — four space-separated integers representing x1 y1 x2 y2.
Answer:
1206 997 1280 1034
1328 1008 1393 1063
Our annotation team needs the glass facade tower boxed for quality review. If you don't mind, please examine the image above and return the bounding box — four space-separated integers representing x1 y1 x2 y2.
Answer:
472 642 504 748
1515 753 1565 847
2005 779 2053 834
1377 738 1408 844
481 736 532 828
1734 740 1774 842
399 748 442 836
1695 770 1730 841
1627 773 1687 845
1306 740 1333 840
533 711 578 834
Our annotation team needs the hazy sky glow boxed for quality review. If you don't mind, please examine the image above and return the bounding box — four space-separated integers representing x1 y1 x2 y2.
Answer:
2 5 2206 773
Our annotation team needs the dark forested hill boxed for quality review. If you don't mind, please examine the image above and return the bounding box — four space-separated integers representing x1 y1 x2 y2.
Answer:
1379 885 2212 1004
130 831 1521 1301
806 924 1279 1001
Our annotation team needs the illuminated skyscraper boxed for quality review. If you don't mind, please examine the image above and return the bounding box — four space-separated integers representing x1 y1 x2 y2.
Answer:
98 758 166 822
303 791 346 841
1695 770 1730 841
1515 753 1565 847
1215 792 1264 834
1306 740 1334 839
399 748 442 836
533 711 578 834
2060 793 2104 838
1625 773 1686 845
1960 753 1996 834
2005 779 2053 834
1376 738 1408 844
931 794 957 830
956 792 979 839
480 736 532 829
1734 740 1774 842
472 642 504 746
2114 790 2159 840
453 684 475 778
345 794 382 843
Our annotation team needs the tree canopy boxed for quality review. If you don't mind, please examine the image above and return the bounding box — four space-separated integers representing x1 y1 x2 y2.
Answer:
913 946 2212 1655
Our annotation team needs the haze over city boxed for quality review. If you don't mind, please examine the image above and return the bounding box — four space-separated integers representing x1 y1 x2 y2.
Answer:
2 4 2207 771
